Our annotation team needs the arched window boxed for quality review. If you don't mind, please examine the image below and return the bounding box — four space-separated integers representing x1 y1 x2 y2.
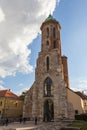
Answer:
47 27 49 38
53 27 56 38
46 56 49 71
44 77 52 96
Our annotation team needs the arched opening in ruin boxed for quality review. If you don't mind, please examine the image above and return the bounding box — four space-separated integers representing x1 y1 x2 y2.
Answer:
43 99 54 122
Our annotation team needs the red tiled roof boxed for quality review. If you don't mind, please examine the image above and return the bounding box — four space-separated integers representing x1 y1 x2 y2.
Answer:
0 90 19 99
75 91 87 100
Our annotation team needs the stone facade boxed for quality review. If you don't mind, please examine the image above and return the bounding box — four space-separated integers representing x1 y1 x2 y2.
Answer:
23 15 74 121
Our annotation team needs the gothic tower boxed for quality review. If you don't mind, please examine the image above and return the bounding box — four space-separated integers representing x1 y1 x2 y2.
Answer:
23 15 74 121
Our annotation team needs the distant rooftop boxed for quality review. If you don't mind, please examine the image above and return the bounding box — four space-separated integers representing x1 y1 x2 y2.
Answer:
75 91 87 100
0 89 19 99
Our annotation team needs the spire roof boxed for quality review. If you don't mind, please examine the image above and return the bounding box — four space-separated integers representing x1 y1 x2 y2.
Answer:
40 14 61 30
45 14 57 22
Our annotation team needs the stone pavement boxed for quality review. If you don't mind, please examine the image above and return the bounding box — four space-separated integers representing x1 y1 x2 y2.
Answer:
0 121 69 130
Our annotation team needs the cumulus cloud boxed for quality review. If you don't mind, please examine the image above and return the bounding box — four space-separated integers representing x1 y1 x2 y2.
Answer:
0 7 5 22
0 85 6 90
0 0 59 78
71 78 87 94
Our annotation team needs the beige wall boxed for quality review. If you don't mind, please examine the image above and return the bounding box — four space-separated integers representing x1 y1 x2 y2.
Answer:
67 88 84 114
0 97 23 118
84 100 87 113
0 97 5 116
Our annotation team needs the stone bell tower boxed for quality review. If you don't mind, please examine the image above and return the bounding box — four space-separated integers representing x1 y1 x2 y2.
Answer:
23 15 74 121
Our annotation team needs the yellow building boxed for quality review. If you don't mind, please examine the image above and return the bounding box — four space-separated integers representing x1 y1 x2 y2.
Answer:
0 89 23 119
67 88 87 115
62 53 87 115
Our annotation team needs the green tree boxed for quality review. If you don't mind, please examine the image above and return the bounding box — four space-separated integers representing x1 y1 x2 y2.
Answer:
19 91 28 100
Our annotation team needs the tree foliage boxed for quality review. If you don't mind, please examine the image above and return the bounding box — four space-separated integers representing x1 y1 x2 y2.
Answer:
19 90 28 100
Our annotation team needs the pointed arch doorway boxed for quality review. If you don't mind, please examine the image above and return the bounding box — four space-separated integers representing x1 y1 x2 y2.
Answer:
43 99 54 122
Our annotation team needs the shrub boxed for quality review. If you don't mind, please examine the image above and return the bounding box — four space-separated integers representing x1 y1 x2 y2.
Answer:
75 114 87 121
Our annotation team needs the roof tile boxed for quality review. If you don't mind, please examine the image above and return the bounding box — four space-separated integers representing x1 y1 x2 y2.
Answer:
0 90 19 99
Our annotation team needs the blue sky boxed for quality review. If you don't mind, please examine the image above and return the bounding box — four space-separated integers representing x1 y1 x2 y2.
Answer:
0 0 87 95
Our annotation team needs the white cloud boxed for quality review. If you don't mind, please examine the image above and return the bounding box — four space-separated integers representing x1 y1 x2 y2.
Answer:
71 78 87 94
0 85 6 90
0 7 5 22
0 0 59 78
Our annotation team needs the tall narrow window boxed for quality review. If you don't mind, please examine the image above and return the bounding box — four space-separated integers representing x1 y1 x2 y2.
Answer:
46 41 49 46
75 110 79 115
0 101 2 106
15 103 18 107
53 41 56 48
46 56 49 71
53 27 56 38
44 77 52 97
47 27 49 38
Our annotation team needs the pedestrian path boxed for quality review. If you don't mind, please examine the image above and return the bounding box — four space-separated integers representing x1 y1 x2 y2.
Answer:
0 120 69 130
0 121 37 130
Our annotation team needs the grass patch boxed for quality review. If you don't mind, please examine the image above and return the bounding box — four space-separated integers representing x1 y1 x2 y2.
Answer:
69 121 87 130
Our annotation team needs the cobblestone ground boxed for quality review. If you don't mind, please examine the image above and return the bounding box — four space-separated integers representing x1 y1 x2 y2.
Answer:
32 122 66 130
0 121 70 130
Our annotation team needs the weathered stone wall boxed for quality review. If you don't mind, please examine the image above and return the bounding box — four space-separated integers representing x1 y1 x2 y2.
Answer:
23 15 74 121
